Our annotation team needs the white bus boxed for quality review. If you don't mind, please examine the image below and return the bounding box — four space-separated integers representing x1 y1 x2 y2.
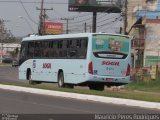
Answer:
19 33 131 90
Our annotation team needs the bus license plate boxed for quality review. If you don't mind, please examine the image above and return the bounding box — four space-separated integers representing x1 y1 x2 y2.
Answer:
106 78 114 82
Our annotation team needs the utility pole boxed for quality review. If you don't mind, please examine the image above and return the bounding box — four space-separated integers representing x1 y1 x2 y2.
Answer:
61 18 74 34
92 12 97 33
84 23 92 33
122 0 128 35
84 22 87 33
38 0 44 35
37 0 53 35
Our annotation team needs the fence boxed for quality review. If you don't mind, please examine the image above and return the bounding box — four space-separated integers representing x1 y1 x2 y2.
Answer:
131 66 160 82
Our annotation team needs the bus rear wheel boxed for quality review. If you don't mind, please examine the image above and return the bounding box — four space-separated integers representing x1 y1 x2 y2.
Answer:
58 72 65 87
89 84 104 91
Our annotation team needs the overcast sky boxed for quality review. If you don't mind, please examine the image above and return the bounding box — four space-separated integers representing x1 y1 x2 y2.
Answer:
0 0 122 37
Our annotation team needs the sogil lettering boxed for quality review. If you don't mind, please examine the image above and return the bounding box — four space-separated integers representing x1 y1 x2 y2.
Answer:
43 63 51 69
102 61 120 66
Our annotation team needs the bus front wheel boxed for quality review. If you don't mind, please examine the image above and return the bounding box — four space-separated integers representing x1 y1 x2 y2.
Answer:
27 70 36 85
58 72 65 87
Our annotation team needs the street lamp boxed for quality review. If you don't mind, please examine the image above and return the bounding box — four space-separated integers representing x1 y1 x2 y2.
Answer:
18 16 35 33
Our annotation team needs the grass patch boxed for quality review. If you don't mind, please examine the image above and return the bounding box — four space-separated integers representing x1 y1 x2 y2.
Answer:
126 80 160 93
0 82 160 103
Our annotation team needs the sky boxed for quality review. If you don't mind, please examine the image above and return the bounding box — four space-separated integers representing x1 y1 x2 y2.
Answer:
0 0 122 37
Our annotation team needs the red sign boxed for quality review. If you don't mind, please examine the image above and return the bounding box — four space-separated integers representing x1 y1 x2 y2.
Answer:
44 22 63 35
43 63 51 69
102 61 120 66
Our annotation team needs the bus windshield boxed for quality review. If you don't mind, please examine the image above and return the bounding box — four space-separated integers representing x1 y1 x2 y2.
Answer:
92 34 130 59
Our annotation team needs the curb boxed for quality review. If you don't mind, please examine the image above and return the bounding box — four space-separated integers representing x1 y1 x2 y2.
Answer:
0 84 160 110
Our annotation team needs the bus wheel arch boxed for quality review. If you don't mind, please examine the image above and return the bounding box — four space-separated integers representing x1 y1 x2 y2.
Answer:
58 70 65 87
26 68 31 80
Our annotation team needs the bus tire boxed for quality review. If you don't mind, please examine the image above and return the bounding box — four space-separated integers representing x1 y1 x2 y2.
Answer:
58 72 65 87
27 70 36 85
89 84 104 91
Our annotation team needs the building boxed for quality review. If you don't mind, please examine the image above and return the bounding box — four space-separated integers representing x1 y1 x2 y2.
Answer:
127 0 146 33
127 0 160 67
127 0 146 68
143 19 160 66
0 43 20 57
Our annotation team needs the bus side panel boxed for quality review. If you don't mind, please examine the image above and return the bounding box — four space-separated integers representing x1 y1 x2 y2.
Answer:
54 59 87 84
19 58 88 84
19 59 33 80
30 59 60 82
19 59 57 82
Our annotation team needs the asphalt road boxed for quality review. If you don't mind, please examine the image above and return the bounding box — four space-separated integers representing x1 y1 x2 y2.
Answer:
0 65 23 83
0 89 160 114
0 66 160 115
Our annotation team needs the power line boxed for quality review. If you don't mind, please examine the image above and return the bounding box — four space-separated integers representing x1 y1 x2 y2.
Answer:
61 15 121 33
63 14 120 29
61 18 74 34
97 16 121 28
2 0 160 7
0 1 67 4
69 16 92 24
19 0 38 25
64 15 121 33
36 0 53 35
62 6 121 26
18 16 35 33
97 14 120 24
49 14 91 23
16 0 124 34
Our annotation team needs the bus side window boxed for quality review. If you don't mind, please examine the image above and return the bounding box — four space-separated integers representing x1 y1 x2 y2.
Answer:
27 42 34 58
76 39 82 48
83 38 88 48
20 43 27 59
61 40 67 58
67 40 72 58
48 41 53 57
42 41 49 58
50 40 58 58
67 40 70 48
80 39 88 59
34 41 42 58
69 40 77 58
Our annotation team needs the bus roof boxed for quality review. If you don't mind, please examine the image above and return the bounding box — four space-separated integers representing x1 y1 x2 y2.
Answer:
22 33 130 42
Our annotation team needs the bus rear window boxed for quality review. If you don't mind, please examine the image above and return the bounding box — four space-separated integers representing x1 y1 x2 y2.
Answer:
92 35 130 59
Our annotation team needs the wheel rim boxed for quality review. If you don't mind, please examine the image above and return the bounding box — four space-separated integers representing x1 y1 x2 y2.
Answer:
29 75 31 84
58 73 64 87
59 77 63 86
28 73 33 84
29 74 31 80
